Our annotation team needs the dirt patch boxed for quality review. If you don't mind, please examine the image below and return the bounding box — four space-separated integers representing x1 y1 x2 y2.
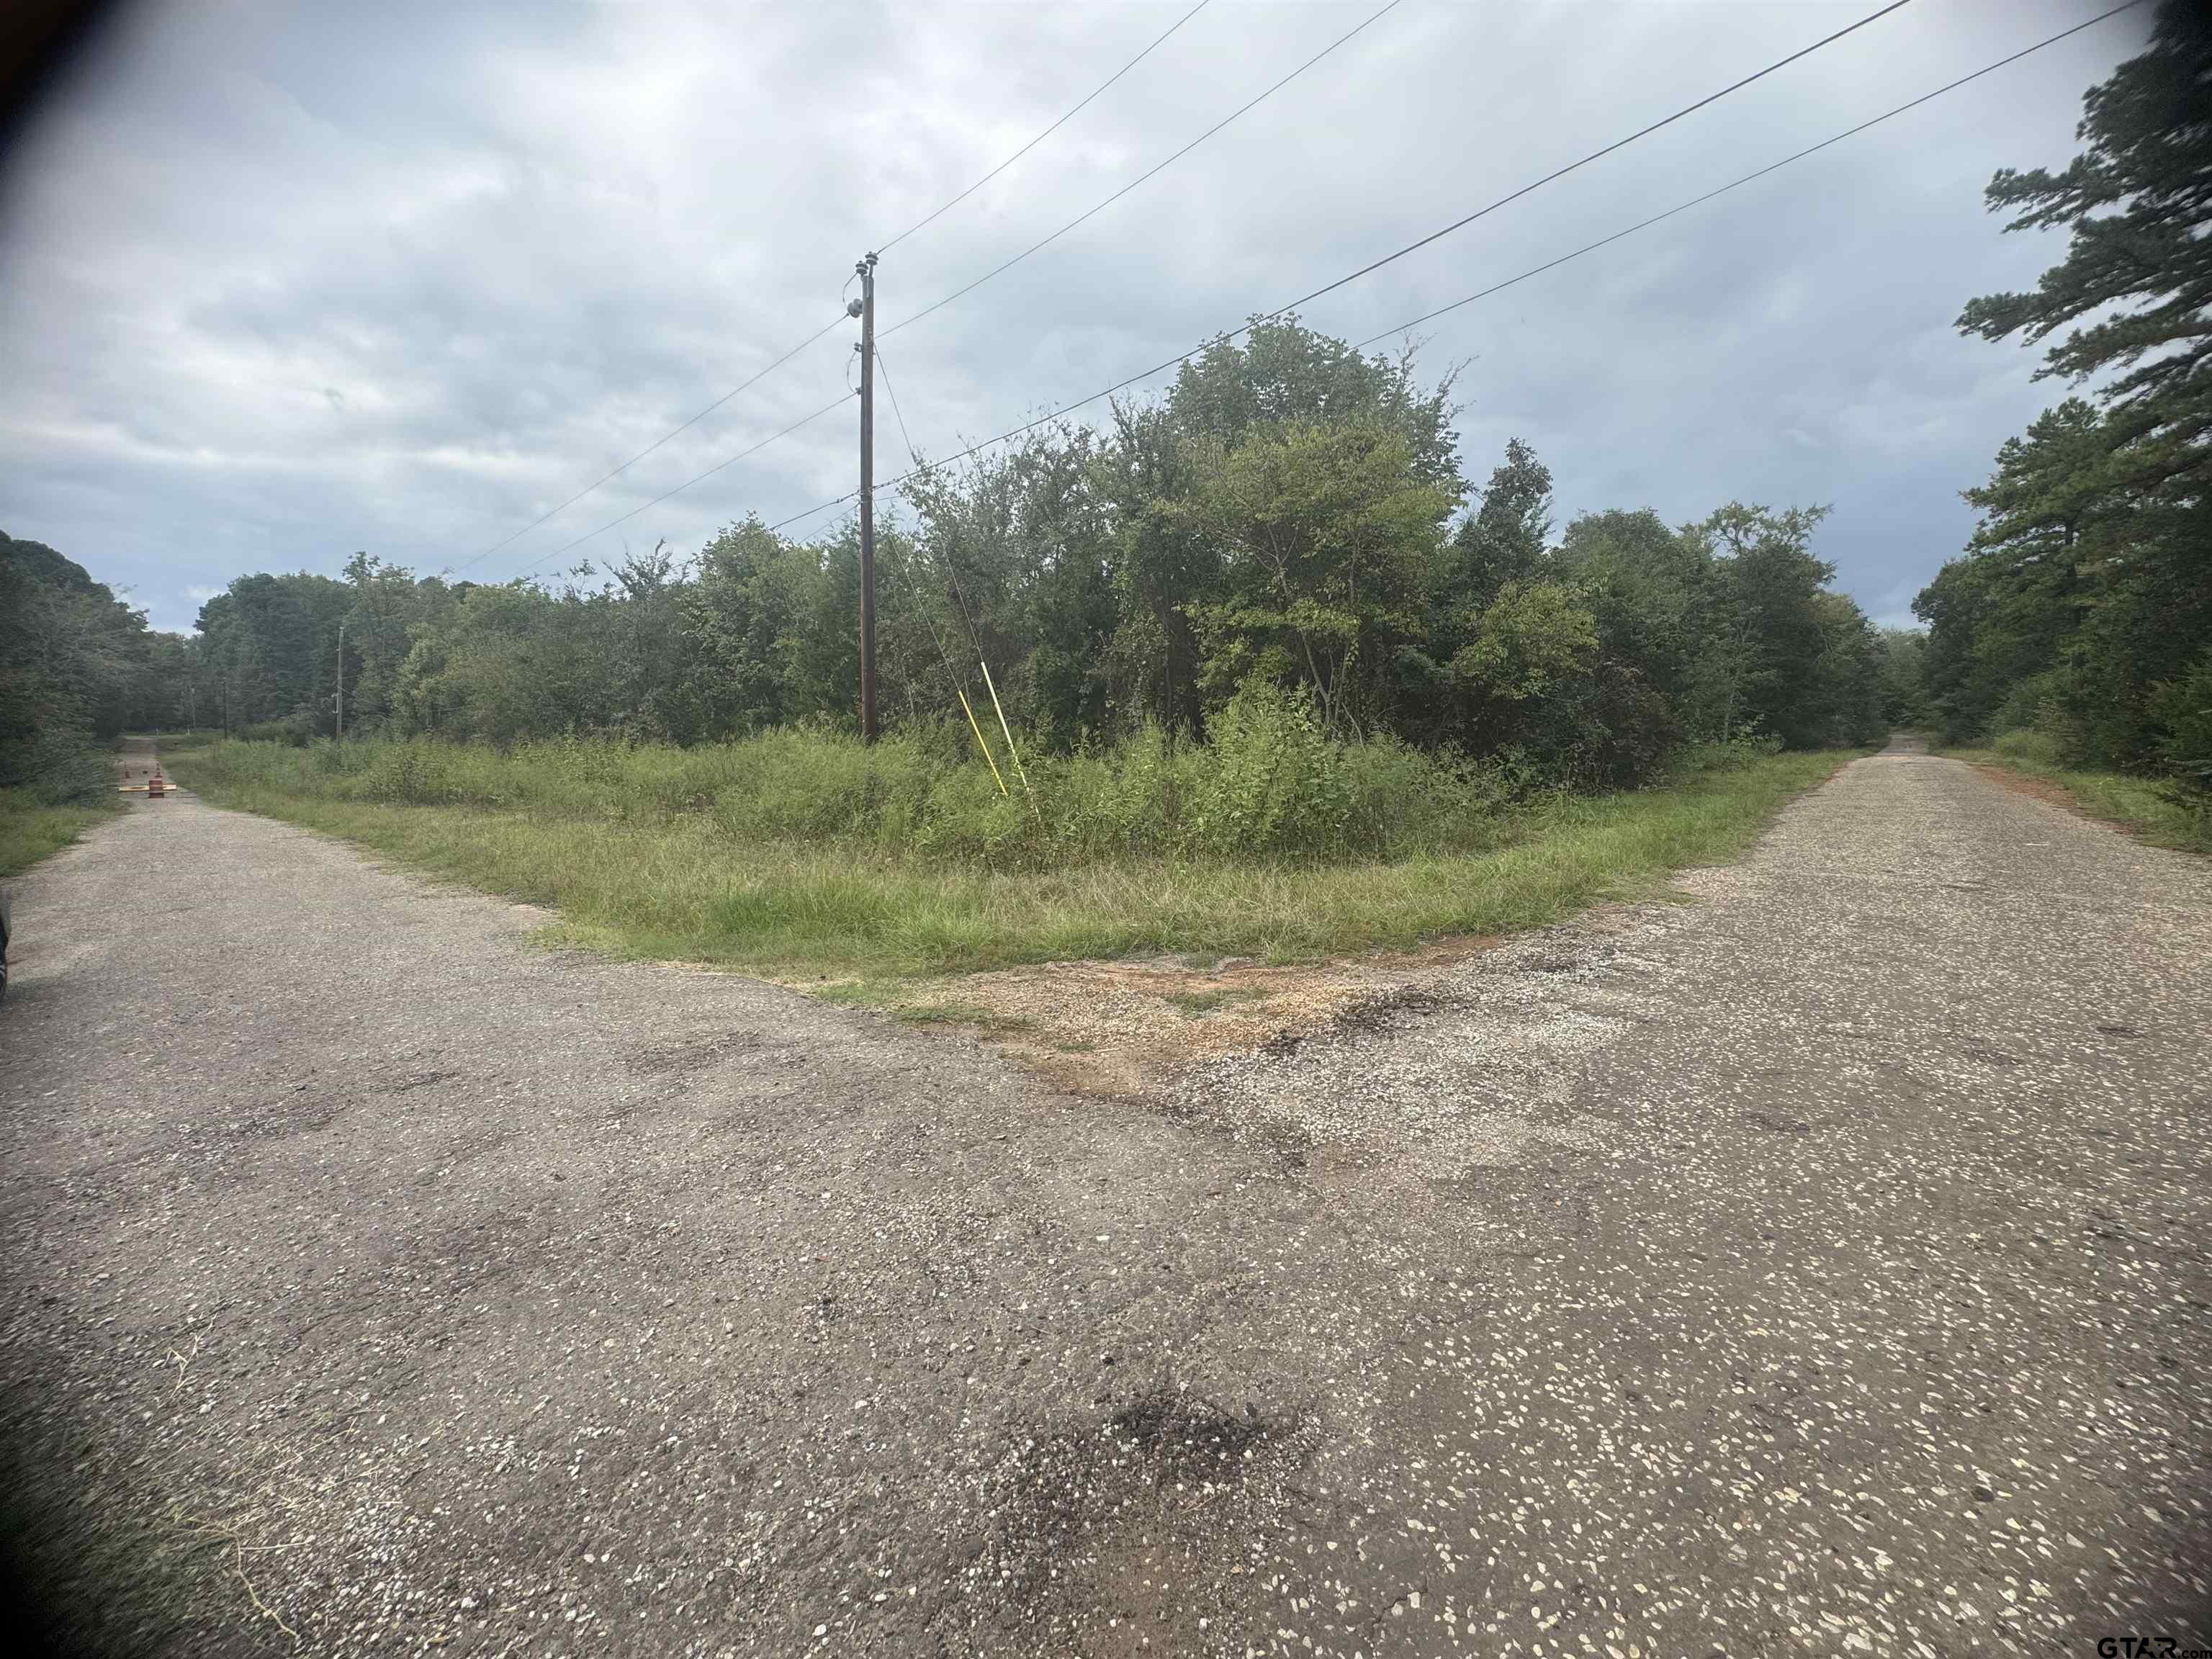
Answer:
1966 761 2121 825
947 1388 1317 1658
830 935 1502 1099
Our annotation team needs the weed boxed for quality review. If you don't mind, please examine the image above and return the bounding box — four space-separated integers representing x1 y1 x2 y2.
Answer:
893 1002 1036 1033
1165 986 1269 1017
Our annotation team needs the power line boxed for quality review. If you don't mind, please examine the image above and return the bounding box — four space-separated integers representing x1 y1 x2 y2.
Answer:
1242 0 1915 330
506 392 854 580
881 0 1408 341
461 7 1215 576
1356 0 2149 351
876 343 986 652
878 0 1214 256
874 343 922 468
764 0 1933 535
449 313 848 577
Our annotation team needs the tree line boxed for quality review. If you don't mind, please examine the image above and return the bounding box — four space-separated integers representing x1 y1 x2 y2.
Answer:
156 315 1893 791
1915 0 2210 797
0 531 182 799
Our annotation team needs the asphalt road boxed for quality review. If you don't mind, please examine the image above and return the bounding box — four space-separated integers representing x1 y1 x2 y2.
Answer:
0 741 2206 1657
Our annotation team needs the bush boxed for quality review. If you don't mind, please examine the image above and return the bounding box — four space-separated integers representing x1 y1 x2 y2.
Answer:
0 729 113 804
1674 725 1784 775
2148 650 2212 807
238 712 318 747
1187 682 1351 860
1987 670 2093 766
1992 726 2070 768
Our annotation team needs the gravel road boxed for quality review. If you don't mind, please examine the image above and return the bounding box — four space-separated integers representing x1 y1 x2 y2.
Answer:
1 739 2206 1657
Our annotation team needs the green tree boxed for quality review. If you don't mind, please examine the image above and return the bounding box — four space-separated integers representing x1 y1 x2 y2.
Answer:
1956 1 2212 504
1 531 156 793
1694 504 1836 745
1876 629 1927 727
1176 420 1453 737
1168 316 1463 490
1098 401 1217 739
1931 1 2212 767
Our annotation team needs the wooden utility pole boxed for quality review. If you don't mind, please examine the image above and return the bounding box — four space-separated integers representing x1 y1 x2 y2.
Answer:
335 615 348 741
853 252 880 742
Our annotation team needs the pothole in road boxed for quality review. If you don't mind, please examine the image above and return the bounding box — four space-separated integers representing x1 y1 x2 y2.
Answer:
943 1387 1315 1655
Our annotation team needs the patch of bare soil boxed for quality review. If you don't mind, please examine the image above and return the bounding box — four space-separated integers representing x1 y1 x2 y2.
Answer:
1966 760 2090 817
840 934 1503 1099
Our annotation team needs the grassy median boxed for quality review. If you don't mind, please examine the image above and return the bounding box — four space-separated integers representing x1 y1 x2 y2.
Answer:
0 788 120 878
166 732 1856 979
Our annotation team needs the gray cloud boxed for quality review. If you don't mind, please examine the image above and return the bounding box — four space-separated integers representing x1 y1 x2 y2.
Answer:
0 0 2153 633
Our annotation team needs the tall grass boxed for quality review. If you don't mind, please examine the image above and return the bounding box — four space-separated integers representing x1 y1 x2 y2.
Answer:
0 789 120 877
0 739 122 876
173 688 1532 868
167 721 1855 978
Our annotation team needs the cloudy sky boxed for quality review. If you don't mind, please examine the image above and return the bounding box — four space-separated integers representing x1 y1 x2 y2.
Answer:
0 0 2149 633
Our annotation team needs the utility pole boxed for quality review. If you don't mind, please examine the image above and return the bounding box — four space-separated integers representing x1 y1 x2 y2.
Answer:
336 615 348 741
851 252 880 743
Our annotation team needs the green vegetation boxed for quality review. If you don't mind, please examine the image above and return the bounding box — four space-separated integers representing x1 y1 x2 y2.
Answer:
1 531 179 803
140 321 1896 978
0 788 120 878
165 693 1548 866
1167 986 1271 1017
145 314 1887 786
893 1002 1037 1032
1916 4 2210 822
168 730 1853 977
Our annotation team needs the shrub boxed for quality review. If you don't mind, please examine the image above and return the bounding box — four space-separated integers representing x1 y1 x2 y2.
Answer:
239 712 318 747
1187 681 1351 860
2148 650 2212 808
1992 726 2069 769
2 733 115 804
1674 724 1784 775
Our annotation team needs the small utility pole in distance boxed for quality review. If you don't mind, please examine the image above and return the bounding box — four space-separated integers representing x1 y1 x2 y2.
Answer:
336 614 349 741
850 252 879 744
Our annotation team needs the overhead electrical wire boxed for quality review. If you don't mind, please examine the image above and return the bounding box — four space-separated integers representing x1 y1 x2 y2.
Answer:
461 4 1219 576
874 343 922 471
505 392 854 580
447 313 849 577
1356 1 2149 351
876 342 987 651
761 0 1920 531
761 1 2137 539
881 0 1408 341
878 0 1215 256
1262 0 1916 329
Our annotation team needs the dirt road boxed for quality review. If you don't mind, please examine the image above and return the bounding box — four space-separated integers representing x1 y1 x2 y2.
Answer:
1 742 2206 1656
